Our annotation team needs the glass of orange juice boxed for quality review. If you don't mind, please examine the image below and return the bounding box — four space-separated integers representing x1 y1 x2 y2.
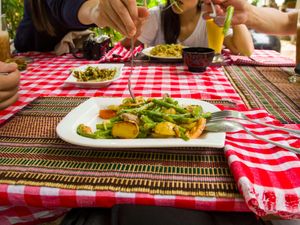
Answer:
206 19 224 62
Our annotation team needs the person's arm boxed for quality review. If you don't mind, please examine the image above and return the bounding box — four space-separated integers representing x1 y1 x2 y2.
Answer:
47 0 148 38
246 5 297 35
203 0 297 35
224 24 254 56
0 62 20 110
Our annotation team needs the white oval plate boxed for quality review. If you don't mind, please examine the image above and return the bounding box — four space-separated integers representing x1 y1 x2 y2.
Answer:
65 64 124 88
56 97 225 149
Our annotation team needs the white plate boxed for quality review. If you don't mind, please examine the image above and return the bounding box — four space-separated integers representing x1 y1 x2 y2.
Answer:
65 64 124 88
56 97 225 149
142 46 183 60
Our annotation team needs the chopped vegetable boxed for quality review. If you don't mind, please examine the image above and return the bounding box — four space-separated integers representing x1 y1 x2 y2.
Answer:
99 109 117 119
112 121 139 139
223 6 234 35
186 118 207 139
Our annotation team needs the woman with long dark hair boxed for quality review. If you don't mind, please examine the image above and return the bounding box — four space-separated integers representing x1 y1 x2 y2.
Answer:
14 0 148 52
123 0 253 56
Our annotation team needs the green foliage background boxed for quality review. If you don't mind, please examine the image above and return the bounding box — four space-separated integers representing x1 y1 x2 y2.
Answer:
3 0 24 38
3 0 165 42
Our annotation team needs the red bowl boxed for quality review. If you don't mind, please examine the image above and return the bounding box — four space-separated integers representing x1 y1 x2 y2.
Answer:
183 47 215 72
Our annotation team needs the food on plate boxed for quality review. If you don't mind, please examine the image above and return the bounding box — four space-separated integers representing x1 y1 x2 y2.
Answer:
77 96 212 140
72 66 116 82
149 44 183 58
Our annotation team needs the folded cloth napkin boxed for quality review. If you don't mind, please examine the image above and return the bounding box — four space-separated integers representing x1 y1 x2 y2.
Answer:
54 30 93 56
223 109 300 219
99 42 144 62
228 50 295 67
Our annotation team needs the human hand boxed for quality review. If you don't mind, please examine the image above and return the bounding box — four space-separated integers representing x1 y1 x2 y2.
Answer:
0 62 20 110
202 0 250 26
91 0 149 38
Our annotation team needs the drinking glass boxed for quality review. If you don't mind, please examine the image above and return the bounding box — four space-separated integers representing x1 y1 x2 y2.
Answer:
0 14 11 62
206 19 224 62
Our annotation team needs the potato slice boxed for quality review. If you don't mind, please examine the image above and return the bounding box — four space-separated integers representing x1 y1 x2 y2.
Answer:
154 122 176 136
112 121 139 139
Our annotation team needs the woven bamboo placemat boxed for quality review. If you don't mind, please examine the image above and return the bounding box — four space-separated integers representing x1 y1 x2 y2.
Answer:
0 97 240 198
224 66 300 124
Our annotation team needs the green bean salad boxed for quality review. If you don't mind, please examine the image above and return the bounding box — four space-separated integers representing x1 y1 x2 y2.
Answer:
73 66 116 82
77 96 211 140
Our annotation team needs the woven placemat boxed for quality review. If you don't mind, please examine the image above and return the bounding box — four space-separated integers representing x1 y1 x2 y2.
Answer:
256 67 300 107
224 66 300 124
0 97 240 198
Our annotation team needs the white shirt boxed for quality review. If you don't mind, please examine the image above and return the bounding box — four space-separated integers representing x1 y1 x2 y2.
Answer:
138 6 208 47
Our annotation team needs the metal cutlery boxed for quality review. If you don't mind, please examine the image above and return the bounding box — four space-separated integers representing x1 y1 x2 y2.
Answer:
210 110 300 136
209 2 217 18
128 38 136 102
208 2 227 27
205 120 300 154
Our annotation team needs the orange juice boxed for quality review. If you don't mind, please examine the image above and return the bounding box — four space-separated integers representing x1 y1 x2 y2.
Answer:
206 19 224 54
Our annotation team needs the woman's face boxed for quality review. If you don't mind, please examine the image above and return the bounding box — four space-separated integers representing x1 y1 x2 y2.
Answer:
171 0 199 14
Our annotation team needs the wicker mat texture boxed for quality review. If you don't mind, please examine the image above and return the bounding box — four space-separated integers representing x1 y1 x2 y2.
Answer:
0 97 240 198
224 66 300 124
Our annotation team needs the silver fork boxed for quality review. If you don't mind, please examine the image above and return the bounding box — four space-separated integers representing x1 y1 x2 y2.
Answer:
210 110 300 136
205 120 300 154
128 38 136 102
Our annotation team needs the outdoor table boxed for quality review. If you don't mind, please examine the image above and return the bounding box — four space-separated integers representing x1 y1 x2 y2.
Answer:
0 47 299 225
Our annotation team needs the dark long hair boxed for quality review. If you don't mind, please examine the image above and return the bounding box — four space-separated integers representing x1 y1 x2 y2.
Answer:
28 0 56 36
161 0 201 44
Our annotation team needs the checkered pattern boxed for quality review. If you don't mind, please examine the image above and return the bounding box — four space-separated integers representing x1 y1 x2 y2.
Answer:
228 50 295 67
100 42 144 63
0 50 300 224
0 51 245 125
223 110 300 218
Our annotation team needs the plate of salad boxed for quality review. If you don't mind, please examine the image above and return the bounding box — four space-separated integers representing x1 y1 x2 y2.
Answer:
56 96 225 148
65 64 124 88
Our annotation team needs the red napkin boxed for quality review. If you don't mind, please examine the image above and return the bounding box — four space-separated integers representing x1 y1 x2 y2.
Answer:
224 109 300 218
227 50 295 67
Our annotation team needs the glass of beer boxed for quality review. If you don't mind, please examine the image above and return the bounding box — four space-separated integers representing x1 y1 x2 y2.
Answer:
0 15 11 62
206 19 224 62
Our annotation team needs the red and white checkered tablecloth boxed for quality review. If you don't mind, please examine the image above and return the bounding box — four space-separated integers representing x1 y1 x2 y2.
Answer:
0 50 300 224
0 50 245 125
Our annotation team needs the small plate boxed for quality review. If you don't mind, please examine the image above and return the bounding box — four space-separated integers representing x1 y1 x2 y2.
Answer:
65 64 124 88
56 97 225 149
142 46 183 60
